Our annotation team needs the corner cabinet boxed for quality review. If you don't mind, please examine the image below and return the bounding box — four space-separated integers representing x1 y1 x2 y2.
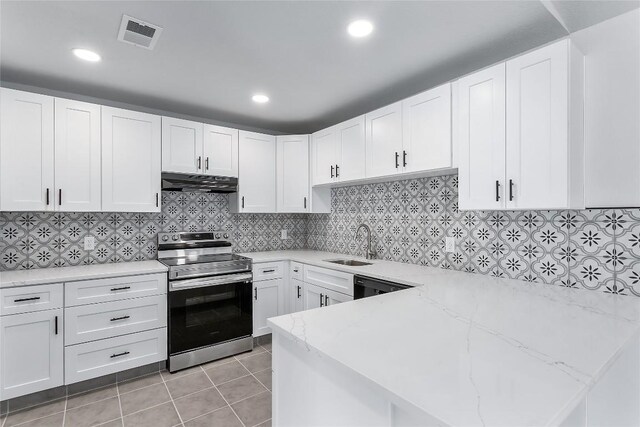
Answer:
458 39 584 210
232 131 276 213
102 107 162 212
277 135 309 213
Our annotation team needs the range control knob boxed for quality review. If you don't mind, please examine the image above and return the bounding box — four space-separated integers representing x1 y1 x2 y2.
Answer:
161 236 169 242
223 233 229 239
172 235 179 241
215 233 221 239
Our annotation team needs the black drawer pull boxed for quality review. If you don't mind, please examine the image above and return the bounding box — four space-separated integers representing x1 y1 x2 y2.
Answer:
14 296 41 303
293 269 299 273
54 315 58 335
110 286 131 292
297 285 301 298
262 269 275 273
110 315 130 322
110 351 130 359
320 293 324 307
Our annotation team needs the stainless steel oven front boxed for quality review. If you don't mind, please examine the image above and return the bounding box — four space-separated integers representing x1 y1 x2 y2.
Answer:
168 272 253 372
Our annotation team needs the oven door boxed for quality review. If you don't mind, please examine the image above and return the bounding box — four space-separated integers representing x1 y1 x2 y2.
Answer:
169 272 253 356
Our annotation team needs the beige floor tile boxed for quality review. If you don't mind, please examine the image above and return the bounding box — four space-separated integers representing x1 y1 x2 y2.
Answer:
256 419 272 427
117 373 162 395
12 412 63 427
217 375 267 404
160 366 201 381
231 391 271 427
172 387 226 422
164 371 212 400
96 419 123 427
253 369 272 390
204 361 250 385
261 342 272 352
239 352 271 373
183 406 243 427
5 399 65 427
119 383 170 416
64 396 121 427
66 386 117 410
199 356 236 369
122 402 180 427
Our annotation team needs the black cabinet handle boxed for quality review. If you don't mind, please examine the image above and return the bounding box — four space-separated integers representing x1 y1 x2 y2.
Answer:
320 293 324 307
509 179 514 201
46 188 50 205
110 351 130 359
395 152 399 168
293 269 299 273
241 196 245 209
205 157 209 171
58 189 62 206
262 269 275 273
155 193 159 207
197 156 202 170
495 180 501 202
330 165 334 178
297 285 301 298
335 164 340 178
324 295 329 306
110 286 131 292
54 315 58 335
403 150 407 167
303 197 307 209
254 287 258 300
14 296 41 303
110 315 130 322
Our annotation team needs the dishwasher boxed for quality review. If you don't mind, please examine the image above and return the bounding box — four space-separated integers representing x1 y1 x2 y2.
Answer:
353 275 412 299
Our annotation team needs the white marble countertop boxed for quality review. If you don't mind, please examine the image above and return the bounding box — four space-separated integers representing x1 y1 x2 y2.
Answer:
0 260 167 288
253 250 640 426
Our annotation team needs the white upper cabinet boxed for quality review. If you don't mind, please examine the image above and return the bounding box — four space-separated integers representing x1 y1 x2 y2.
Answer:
311 127 337 185
203 124 238 177
402 83 452 173
336 116 366 181
54 99 101 211
234 130 276 213
0 88 54 211
277 135 309 213
161 117 203 174
365 102 403 178
102 107 161 212
457 63 507 210
505 39 583 210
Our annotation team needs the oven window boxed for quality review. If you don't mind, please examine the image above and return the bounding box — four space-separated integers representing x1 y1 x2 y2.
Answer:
169 281 252 355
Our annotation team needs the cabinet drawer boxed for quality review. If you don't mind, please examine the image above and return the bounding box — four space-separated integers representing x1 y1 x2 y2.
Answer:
1 284 64 316
65 328 167 385
290 262 303 280
253 262 284 281
65 295 167 345
65 273 166 307
303 265 354 296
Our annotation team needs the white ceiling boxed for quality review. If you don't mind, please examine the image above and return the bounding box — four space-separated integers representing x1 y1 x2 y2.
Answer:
1 1 637 134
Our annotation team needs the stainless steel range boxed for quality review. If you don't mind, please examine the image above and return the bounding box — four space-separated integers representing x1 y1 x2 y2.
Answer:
158 231 253 372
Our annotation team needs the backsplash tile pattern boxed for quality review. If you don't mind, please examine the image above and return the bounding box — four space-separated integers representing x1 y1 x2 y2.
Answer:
0 191 306 271
306 174 640 297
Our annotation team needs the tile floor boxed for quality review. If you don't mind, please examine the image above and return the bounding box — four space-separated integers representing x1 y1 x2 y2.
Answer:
1 342 273 427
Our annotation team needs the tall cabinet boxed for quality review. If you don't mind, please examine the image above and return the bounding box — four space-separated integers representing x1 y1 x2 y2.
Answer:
277 135 309 213
232 131 276 213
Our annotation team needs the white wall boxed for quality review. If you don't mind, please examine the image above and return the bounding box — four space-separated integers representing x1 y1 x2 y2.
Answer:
571 9 640 207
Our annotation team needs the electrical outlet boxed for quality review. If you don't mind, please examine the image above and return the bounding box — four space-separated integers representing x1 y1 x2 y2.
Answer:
445 237 455 253
280 229 288 240
84 236 95 251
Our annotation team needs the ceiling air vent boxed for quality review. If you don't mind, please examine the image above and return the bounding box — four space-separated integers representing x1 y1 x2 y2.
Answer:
117 15 163 50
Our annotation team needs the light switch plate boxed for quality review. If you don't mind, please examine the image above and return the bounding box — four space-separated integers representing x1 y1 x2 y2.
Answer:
280 229 288 240
445 237 455 253
84 236 96 251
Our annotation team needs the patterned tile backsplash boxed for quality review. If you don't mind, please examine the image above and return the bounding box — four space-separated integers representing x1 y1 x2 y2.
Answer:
1 191 307 271
2 175 640 297
307 174 640 297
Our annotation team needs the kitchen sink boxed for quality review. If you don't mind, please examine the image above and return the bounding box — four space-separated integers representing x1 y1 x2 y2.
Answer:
325 259 372 266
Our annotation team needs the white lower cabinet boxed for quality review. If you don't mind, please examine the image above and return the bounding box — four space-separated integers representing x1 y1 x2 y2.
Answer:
303 282 351 310
65 328 167 384
303 265 354 296
0 308 63 400
253 278 284 337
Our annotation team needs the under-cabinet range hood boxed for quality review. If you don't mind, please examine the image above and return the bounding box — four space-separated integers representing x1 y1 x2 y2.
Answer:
161 172 238 193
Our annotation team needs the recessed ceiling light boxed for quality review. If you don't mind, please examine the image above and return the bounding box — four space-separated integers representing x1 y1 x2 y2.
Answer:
347 20 373 38
252 94 269 104
72 48 101 62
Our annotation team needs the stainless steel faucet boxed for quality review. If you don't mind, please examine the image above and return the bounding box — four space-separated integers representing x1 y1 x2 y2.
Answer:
356 224 376 260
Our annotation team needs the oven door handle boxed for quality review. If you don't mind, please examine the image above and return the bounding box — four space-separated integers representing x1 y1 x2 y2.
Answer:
169 272 253 291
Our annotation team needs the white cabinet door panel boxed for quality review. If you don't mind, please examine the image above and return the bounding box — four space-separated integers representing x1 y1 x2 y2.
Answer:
102 107 161 212
277 135 309 212
253 278 283 337
337 116 366 181
161 117 203 174
506 39 569 209
54 98 101 211
324 288 352 306
237 131 276 213
366 102 403 178
1 309 63 399
303 282 324 311
0 88 54 211
290 278 305 313
203 124 238 177
311 127 337 185
402 83 452 172
458 63 506 210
